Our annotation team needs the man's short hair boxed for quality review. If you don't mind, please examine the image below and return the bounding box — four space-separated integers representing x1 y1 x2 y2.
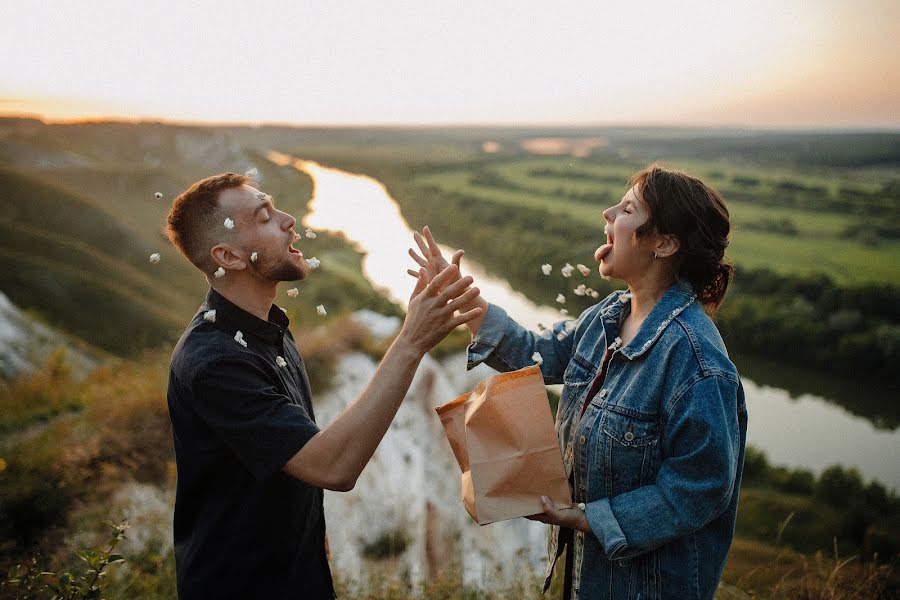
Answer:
165 173 250 272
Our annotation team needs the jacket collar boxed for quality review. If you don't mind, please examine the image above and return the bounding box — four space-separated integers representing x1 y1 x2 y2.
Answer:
202 287 289 346
617 280 697 360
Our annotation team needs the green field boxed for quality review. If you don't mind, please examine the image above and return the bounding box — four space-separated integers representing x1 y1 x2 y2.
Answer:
410 156 900 285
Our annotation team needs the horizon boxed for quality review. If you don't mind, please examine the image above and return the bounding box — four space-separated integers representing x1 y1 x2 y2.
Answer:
2 1 898 129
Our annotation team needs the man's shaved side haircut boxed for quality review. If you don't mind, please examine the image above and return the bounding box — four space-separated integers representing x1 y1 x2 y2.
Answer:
165 173 249 272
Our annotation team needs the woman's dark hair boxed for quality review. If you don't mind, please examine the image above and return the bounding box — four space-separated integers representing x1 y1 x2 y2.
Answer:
630 164 734 313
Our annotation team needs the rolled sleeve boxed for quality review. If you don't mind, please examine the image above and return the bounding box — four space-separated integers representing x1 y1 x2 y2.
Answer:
584 497 628 558
192 358 321 481
466 303 511 369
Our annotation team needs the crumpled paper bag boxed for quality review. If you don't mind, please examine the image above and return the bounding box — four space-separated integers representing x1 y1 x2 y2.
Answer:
436 365 572 525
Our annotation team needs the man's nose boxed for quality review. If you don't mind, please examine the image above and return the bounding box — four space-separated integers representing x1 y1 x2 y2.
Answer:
281 211 296 231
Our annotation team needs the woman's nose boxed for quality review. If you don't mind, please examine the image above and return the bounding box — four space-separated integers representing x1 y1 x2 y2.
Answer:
602 206 613 223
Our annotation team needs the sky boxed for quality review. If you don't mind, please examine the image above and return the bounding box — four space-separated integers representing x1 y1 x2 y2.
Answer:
1 0 898 128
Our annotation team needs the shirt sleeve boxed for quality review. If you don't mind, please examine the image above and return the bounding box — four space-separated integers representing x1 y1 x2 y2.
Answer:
584 374 744 560
191 356 321 481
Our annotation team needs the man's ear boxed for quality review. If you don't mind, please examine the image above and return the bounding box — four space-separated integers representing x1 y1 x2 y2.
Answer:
210 244 248 271
655 234 680 259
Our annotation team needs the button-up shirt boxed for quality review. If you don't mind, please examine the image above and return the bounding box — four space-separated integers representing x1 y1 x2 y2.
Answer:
167 288 335 599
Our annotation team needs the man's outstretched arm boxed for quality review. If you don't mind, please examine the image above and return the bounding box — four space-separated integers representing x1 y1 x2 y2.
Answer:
283 264 481 491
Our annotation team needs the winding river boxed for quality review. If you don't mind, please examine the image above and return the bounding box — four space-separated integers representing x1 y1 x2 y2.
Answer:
268 152 900 491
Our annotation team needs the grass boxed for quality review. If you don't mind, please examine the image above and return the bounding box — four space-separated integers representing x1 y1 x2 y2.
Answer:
409 158 900 285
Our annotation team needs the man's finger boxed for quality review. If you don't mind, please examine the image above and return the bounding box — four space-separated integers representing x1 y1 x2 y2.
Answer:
445 287 480 313
410 268 428 298
423 263 459 295
437 274 474 302
449 306 484 328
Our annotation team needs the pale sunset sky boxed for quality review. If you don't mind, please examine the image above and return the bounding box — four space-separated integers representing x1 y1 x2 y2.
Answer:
1 0 898 128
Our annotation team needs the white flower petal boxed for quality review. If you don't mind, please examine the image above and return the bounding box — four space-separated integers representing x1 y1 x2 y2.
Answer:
307 257 320 269
203 309 216 322
213 267 225 278
541 263 552 276
286 287 299 298
224 217 235 230
304 229 317 239
316 304 327 316
531 351 543 366
234 330 247 347
275 356 287 367
149 252 161 264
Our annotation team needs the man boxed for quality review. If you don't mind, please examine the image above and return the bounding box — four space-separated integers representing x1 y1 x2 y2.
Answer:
164 173 481 599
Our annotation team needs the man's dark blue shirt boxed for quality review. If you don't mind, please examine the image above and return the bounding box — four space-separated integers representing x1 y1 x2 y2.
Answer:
167 288 335 599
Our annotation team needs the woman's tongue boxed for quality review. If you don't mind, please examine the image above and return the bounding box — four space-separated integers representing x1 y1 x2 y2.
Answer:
595 243 613 262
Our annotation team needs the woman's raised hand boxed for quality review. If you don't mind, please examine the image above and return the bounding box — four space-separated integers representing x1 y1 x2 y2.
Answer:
407 226 463 287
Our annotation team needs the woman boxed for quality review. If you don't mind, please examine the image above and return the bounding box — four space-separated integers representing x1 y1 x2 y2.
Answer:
408 164 747 600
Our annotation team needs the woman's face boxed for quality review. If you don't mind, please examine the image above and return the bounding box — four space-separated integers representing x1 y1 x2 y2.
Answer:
595 185 656 280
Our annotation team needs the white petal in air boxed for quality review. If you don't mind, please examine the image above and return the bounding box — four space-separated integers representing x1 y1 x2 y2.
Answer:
305 229 317 239
149 253 161 264
556 294 566 304
307 257 320 269
561 263 574 278
224 217 235 230
234 331 247 347
541 263 552 276
532 352 543 366
203 309 216 322
214 267 225 278
573 284 586 296
275 356 287 367
316 304 327 316
286 288 299 298
577 264 591 277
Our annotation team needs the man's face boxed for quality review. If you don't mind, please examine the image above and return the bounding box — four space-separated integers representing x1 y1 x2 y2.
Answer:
216 184 310 282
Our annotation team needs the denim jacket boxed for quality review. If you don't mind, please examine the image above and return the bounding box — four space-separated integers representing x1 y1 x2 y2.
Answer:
467 281 747 600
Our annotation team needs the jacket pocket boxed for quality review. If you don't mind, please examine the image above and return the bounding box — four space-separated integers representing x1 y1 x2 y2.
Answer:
600 410 660 495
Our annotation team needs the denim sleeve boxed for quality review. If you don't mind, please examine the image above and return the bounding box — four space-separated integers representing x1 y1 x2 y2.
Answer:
466 303 581 385
584 374 742 560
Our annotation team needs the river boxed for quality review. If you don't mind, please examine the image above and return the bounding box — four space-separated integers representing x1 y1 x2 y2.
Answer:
268 152 900 491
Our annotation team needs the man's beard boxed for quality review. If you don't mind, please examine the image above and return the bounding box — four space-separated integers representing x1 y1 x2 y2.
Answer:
256 255 306 282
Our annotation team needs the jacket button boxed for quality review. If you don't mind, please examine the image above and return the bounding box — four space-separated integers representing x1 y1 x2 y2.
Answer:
598 388 607 399
624 431 635 442
618 559 629 567
579 435 586 445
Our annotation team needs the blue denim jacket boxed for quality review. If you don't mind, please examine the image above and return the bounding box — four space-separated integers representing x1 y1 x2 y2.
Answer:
467 280 747 600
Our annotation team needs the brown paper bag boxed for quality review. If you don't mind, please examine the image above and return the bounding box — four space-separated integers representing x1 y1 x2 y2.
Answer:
435 365 572 525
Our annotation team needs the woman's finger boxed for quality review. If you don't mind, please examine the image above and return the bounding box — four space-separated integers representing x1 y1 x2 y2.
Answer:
407 268 421 278
413 230 430 257
408 248 427 267
423 226 442 257
451 249 464 268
